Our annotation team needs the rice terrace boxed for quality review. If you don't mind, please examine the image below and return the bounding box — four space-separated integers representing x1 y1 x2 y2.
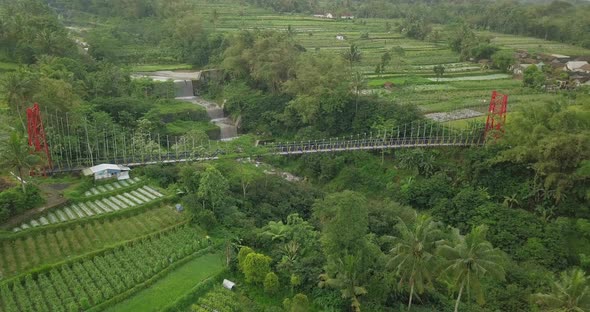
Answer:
0 0 589 311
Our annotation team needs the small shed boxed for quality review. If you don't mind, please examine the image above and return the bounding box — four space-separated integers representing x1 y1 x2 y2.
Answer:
566 61 590 72
82 164 131 181
336 34 345 40
383 81 394 89
222 279 236 290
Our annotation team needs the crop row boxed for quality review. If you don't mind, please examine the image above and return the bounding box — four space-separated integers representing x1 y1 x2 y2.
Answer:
84 177 141 197
0 226 207 312
13 185 164 232
0 206 184 279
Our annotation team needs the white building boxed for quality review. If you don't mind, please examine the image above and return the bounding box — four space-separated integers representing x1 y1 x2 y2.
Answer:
82 164 131 181
336 34 345 40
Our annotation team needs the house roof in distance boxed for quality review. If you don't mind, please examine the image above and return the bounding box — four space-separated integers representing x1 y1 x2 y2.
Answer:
82 164 131 176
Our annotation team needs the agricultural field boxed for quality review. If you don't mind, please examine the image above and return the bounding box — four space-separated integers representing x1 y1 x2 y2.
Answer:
0 225 211 312
0 206 185 279
12 184 165 232
106 253 224 312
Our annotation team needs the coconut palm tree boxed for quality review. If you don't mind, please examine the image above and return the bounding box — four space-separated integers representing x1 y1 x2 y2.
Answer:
532 268 590 312
437 225 505 312
342 44 362 70
0 132 42 193
319 254 367 312
388 214 442 311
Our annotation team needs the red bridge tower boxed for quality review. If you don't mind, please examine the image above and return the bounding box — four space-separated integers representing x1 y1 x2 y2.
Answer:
484 91 508 139
26 103 52 174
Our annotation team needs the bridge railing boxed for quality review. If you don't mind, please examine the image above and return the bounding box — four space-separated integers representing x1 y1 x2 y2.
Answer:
262 120 485 154
44 117 485 172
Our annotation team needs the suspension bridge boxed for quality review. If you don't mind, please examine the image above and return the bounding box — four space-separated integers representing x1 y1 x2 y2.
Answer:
25 92 508 173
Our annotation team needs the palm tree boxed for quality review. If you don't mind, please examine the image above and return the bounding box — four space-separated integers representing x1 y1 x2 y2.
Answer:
532 268 590 311
0 132 42 193
437 225 505 312
319 254 367 312
342 44 362 70
388 214 441 311
350 71 366 113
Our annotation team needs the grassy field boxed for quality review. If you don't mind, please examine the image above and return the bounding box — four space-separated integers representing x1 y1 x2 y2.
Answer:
105 252 224 312
0 206 185 278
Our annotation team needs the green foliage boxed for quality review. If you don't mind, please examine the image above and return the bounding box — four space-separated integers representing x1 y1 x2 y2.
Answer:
523 65 546 89
438 225 506 311
532 268 590 311
0 185 44 223
433 65 445 80
313 191 368 262
264 272 280 294
191 286 242 312
401 15 432 40
242 252 272 284
491 51 514 73
197 165 229 212
238 246 254 272
388 215 441 309
0 132 44 192
289 293 310 312
432 187 490 233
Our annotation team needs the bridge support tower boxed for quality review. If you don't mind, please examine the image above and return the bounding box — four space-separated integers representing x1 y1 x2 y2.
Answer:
485 91 508 139
27 103 52 174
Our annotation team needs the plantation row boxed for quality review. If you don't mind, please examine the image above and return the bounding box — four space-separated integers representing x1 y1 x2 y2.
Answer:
13 185 164 232
0 206 184 278
84 177 141 197
0 226 208 312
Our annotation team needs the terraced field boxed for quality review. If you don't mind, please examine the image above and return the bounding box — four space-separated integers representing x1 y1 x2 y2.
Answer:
0 206 185 279
84 177 141 197
13 185 164 232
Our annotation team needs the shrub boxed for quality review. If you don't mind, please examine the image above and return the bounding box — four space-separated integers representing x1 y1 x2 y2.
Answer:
242 252 272 284
291 293 310 312
264 272 279 294
0 186 44 223
237 246 254 271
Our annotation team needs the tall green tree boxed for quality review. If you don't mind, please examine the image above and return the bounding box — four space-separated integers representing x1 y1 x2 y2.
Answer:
387 214 441 311
350 71 366 113
0 69 38 130
437 225 506 312
197 165 229 212
532 268 590 311
0 132 43 193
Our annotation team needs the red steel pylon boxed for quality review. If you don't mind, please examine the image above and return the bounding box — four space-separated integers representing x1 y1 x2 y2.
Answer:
26 103 52 174
484 91 508 139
